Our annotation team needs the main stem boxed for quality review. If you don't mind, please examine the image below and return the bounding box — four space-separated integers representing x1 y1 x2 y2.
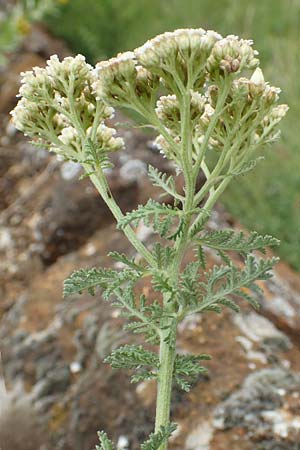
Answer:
88 169 156 267
154 336 176 435
154 84 195 449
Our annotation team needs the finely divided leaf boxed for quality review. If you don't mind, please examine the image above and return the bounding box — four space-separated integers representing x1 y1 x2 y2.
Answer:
96 431 115 450
174 354 211 391
197 230 279 254
117 199 181 239
148 165 183 202
108 251 145 271
141 424 177 450
105 345 159 370
188 255 278 314
63 267 140 297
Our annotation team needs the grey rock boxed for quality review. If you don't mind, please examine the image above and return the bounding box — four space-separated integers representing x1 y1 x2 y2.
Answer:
214 368 300 434
32 366 70 399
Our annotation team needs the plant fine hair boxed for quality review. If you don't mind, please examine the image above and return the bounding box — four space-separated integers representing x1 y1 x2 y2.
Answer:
11 27 288 450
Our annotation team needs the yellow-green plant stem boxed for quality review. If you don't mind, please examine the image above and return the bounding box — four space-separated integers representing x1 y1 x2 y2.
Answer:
88 169 156 267
154 335 176 435
154 83 196 449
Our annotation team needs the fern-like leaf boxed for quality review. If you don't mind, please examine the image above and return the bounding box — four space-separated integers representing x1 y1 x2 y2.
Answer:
117 199 181 239
231 156 264 176
148 165 183 202
105 344 159 370
174 354 211 391
96 431 115 450
197 229 279 255
108 251 146 271
63 267 140 297
141 424 177 450
190 255 278 314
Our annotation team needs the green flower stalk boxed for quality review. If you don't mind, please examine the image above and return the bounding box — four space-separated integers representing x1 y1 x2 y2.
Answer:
11 28 288 450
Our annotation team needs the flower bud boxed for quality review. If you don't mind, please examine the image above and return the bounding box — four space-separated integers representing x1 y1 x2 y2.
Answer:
46 54 93 96
93 52 137 104
58 126 79 146
207 35 259 78
95 124 125 152
250 67 264 84
266 104 289 125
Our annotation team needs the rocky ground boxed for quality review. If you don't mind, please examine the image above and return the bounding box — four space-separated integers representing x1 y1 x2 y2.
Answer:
1 27 300 450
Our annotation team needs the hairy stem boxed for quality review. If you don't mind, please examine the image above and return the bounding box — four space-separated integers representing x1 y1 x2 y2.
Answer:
154 80 196 449
155 336 176 438
88 169 156 267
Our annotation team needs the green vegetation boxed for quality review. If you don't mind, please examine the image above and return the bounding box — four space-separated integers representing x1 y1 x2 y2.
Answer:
45 0 300 269
0 0 59 66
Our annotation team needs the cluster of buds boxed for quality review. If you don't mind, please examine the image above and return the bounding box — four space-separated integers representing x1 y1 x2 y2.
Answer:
93 52 159 107
195 104 223 151
207 35 259 78
155 91 206 134
194 66 288 156
153 133 181 163
11 28 288 174
46 54 94 97
256 104 289 143
231 68 281 105
90 124 124 152
11 55 124 162
135 28 221 89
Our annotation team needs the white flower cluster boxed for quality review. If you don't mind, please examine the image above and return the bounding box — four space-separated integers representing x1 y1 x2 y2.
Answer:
155 91 206 134
93 52 159 105
11 54 124 162
191 66 288 153
135 29 221 72
207 35 259 77
11 28 288 170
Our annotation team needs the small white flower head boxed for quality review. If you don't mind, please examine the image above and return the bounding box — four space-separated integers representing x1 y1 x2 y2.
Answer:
135 28 222 89
207 35 259 77
190 91 206 120
46 54 93 96
194 103 223 152
94 124 125 152
93 52 136 102
135 65 160 96
230 77 252 102
58 126 79 146
155 95 180 129
153 133 181 162
250 67 265 85
10 96 53 138
19 66 53 102
156 91 205 133
93 53 159 106
199 103 215 128
135 31 177 68
263 84 281 105
263 104 289 127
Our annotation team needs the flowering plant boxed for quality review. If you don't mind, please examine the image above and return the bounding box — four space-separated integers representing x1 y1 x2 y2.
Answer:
11 28 287 450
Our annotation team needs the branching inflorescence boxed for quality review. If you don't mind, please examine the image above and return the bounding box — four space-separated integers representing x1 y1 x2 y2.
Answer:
11 28 287 450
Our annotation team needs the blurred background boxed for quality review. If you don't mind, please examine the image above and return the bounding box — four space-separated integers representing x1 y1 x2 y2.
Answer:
1 1 300 450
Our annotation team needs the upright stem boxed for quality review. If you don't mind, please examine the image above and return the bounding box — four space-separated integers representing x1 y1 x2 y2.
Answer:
88 169 156 267
154 79 195 449
154 336 176 436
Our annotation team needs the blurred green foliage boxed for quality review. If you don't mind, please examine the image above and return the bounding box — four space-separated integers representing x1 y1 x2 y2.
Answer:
0 0 59 67
45 0 300 270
